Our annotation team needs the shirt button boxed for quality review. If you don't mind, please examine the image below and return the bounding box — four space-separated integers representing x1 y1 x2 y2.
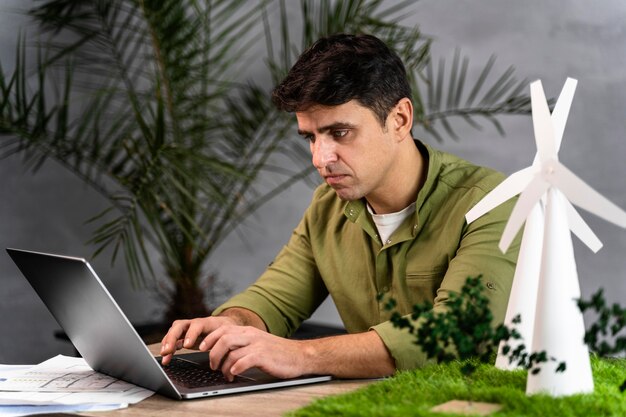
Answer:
486 282 496 290
382 286 389 292
385 239 391 245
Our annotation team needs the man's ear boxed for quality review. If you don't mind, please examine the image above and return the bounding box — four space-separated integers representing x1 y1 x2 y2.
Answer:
390 98 413 141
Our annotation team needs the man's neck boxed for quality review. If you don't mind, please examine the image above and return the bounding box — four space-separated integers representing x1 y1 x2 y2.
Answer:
366 139 426 214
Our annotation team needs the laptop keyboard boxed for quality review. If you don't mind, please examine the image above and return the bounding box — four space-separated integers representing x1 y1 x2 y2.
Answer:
161 357 239 388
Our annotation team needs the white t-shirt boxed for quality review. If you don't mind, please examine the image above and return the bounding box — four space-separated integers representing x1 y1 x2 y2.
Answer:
367 202 416 244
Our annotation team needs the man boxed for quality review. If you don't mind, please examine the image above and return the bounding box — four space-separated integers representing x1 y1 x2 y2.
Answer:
160 33 519 380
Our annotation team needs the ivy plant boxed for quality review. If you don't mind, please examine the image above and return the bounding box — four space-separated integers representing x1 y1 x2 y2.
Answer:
578 288 626 392
382 276 566 377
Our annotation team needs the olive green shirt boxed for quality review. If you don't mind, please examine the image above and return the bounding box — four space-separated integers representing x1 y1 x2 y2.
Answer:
214 141 519 371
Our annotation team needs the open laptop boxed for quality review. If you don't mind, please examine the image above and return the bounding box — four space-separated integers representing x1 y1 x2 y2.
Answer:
7 248 332 400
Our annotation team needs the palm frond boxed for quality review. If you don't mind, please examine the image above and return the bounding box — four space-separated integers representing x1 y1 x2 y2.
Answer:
419 50 531 141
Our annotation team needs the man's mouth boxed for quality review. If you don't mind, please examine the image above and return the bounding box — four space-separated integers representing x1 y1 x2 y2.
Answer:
324 175 347 186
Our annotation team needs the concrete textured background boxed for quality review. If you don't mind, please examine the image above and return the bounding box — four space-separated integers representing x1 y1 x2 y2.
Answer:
1 0 626 363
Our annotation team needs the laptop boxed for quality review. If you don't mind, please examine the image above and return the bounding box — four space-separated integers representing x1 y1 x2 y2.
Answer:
7 248 332 400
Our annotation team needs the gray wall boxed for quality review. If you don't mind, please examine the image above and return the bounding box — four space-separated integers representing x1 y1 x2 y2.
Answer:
2 0 626 364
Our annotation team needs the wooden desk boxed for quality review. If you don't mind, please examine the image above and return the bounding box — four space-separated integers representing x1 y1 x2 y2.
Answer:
79 344 376 417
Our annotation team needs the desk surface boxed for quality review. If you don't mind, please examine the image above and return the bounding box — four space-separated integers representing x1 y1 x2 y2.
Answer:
79 344 375 417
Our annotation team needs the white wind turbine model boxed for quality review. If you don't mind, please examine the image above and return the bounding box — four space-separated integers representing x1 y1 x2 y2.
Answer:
466 78 626 396
468 79 603 378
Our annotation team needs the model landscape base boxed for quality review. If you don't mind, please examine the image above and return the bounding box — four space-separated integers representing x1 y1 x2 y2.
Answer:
291 358 626 417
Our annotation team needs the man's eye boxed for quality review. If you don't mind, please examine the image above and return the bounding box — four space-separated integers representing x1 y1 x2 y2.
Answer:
333 130 348 138
305 134 315 143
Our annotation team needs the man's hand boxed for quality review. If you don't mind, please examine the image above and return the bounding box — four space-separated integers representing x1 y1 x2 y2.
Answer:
200 325 311 380
159 315 239 365
160 307 268 366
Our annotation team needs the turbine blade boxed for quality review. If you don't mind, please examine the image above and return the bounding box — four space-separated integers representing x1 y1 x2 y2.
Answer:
565 200 603 253
551 78 577 152
500 176 550 252
531 80 558 162
553 162 626 228
466 167 535 223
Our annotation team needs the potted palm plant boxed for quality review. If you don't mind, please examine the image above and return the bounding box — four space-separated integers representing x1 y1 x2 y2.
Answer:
0 0 532 323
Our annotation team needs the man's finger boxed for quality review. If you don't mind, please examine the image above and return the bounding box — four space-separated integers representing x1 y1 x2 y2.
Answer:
160 339 186 365
228 348 258 378
219 346 253 382
206 328 252 370
181 320 209 349
160 320 190 355
161 353 173 366
205 328 230 370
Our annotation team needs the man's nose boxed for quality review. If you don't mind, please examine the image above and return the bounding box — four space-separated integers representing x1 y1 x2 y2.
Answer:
311 138 338 169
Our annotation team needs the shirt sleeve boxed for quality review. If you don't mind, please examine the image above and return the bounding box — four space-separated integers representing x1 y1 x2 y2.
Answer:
371 195 520 371
212 209 329 338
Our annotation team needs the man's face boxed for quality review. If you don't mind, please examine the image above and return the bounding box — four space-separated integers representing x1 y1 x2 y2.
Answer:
296 100 400 203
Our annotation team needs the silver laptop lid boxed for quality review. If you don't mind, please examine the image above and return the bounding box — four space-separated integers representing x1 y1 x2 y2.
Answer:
6 248 180 399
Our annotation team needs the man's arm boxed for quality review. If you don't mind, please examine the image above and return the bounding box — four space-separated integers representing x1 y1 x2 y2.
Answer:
218 307 268 330
297 331 396 378
160 307 395 379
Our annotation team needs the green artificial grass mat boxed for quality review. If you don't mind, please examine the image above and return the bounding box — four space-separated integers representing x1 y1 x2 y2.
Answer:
289 357 626 417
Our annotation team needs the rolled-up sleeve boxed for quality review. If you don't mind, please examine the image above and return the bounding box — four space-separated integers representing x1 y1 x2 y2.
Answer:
212 211 329 338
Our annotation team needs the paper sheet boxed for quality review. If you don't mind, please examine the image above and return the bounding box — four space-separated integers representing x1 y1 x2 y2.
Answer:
0 402 125 417
0 355 153 406
0 355 137 392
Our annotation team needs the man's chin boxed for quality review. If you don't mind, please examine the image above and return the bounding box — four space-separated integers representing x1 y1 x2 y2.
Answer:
331 187 363 202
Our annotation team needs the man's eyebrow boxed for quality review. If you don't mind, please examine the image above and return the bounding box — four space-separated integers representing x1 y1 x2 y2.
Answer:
297 122 356 136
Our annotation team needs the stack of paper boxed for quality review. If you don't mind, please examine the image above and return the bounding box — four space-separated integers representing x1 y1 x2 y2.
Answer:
0 355 154 417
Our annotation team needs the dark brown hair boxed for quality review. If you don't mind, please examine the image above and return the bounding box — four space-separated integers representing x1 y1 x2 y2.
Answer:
271 33 412 126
